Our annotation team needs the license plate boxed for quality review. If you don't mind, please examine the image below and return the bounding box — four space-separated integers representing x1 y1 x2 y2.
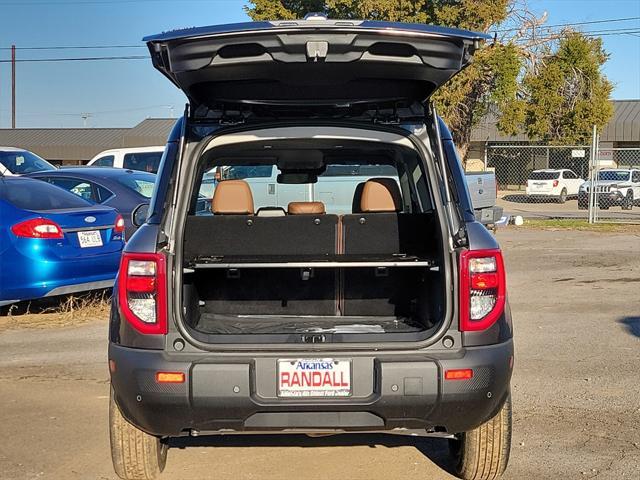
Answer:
277 359 351 398
77 230 103 248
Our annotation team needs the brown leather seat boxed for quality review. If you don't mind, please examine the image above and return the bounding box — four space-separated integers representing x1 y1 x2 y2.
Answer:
287 201 326 215
360 178 402 213
211 180 254 215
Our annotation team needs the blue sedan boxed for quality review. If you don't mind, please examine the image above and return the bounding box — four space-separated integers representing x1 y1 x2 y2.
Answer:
27 167 156 240
0 176 125 307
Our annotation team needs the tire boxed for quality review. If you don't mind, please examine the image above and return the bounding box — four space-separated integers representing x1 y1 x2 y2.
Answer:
449 393 512 480
622 192 633 210
110 388 167 480
557 188 567 204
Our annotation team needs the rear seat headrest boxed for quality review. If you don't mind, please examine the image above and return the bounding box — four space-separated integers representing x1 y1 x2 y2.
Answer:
212 180 254 215
287 201 326 215
360 178 402 213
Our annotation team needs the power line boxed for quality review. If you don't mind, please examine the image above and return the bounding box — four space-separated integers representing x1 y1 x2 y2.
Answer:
493 16 640 33
0 45 146 51
2 0 237 5
0 55 148 63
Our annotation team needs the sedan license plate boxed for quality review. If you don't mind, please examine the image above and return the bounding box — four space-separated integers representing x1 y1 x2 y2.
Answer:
77 230 103 248
277 359 351 398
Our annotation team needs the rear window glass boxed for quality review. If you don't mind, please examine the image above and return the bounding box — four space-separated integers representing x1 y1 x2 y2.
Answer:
322 164 398 177
194 162 402 215
116 173 156 198
0 150 56 174
529 171 559 180
123 151 163 173
0 179 92 210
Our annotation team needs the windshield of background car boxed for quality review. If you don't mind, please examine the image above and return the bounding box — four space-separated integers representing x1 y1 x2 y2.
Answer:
0 179 92 210
116 172 156 198
598 171 630 182
122 151 163 173
0 150 56 174
529 171 559 180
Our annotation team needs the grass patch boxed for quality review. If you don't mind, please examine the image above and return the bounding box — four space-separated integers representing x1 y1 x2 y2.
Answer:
522 219 640 233
0 290 111 331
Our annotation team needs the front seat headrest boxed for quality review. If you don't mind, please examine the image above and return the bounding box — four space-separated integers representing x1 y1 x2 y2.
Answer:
360 178 402 213
287 201 326 215
212 180 254 215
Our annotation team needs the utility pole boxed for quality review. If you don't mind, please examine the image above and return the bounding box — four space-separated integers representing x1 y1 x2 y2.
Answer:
12 45 16 129
81 113 92 128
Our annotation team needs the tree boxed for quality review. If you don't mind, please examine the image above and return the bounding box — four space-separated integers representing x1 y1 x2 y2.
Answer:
516 33 613 144
245 1 613 159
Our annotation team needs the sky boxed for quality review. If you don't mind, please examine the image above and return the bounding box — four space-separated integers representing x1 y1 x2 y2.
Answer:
0 0 638 129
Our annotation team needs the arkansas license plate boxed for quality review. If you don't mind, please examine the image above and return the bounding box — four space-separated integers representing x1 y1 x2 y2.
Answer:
77 230 103 248
277 359 351 397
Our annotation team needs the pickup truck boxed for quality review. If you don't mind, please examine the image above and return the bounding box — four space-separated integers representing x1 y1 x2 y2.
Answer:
465 171 503 227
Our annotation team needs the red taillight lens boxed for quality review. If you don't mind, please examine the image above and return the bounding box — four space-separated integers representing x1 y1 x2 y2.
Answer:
11 217 64 239
117 253 167 335
552 180 559 187
459 249 506 332
114 214 125 234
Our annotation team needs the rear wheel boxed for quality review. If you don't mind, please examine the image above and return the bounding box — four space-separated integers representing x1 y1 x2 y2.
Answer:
557 188 567 204
449 393 512 480
110 388 167 480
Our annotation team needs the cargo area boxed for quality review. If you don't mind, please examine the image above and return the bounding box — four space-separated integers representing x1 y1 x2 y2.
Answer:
178 136 448 344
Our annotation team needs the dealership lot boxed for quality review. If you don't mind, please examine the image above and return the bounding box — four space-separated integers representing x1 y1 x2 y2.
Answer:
1 227 639 480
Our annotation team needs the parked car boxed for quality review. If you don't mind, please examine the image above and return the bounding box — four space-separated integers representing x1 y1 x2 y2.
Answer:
26 167 156 239
525 169 584 203
0 177 125 307
108 18 513 480
0 147 57 176
87 146 165 173
578 169 640 210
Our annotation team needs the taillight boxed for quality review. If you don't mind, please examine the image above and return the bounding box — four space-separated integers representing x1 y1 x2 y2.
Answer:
11 217 64 239
552 180 559 187
118 253 167 335
114 214 125 234
459 249 506 331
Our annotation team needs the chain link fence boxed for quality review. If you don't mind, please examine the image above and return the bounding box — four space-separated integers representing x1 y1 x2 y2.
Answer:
469 143 640 223
588 148 640 223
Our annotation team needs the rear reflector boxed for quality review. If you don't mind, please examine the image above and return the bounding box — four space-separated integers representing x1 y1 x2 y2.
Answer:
156 372 185 383
445 369 473 380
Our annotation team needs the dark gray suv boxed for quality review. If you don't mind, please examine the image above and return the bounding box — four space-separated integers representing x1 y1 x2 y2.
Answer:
109 17 513 480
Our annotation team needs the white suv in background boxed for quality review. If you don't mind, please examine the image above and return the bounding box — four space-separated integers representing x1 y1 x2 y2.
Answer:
525 169 584 203
87 146 165 173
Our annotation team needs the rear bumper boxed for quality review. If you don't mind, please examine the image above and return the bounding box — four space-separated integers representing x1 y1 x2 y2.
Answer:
578 191 624 205
109 339 513 437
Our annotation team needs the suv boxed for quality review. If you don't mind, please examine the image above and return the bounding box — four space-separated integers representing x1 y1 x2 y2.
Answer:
578 169 640 210
109 18 513 480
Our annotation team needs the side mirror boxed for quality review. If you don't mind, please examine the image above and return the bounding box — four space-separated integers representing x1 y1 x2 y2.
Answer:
132 203 150 227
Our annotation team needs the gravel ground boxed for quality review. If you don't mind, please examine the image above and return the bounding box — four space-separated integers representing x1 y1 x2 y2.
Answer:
0 227 639 480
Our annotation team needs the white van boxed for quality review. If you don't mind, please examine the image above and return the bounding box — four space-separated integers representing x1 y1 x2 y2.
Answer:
87 146 165 173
